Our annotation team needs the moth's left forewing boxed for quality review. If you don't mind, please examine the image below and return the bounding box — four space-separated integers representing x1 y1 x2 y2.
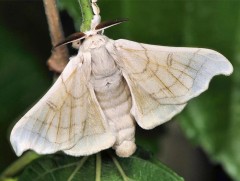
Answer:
107 39 233 129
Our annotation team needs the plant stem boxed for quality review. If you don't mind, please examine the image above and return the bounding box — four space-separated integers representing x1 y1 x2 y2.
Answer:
0 151 40 179
78 0 94 32
43 0 69 73
95 153 101 181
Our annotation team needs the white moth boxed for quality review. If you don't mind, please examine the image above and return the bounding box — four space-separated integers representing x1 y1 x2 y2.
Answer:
10 20 233 157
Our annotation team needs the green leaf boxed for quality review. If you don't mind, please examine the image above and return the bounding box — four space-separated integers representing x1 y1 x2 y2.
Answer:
18 151 184 181
179 1 240 181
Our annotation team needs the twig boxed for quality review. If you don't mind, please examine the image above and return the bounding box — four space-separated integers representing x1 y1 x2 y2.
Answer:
78 0 94 32
43 0 69 73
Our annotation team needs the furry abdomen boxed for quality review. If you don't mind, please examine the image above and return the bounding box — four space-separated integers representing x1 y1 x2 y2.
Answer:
90 46 136 157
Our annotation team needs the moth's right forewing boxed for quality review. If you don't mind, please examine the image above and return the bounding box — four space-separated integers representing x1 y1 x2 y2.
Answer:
64 83 116 156
10 51 115 156
10 54 85 156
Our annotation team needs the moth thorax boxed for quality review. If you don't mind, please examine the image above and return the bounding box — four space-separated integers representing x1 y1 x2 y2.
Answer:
82 34 108 50
91 45 118 78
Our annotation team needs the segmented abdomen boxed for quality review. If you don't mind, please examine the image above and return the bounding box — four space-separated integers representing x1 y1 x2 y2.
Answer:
93 71 136 156
94 72 133 128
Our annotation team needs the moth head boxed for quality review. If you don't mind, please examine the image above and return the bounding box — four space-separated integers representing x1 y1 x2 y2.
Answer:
81 34 108 50
53 19 128 49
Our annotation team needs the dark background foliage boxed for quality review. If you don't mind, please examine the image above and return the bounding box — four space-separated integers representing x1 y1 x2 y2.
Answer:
0 0 239 181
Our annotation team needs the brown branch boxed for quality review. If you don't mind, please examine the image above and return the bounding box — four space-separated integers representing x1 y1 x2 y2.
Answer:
43 0 69 73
